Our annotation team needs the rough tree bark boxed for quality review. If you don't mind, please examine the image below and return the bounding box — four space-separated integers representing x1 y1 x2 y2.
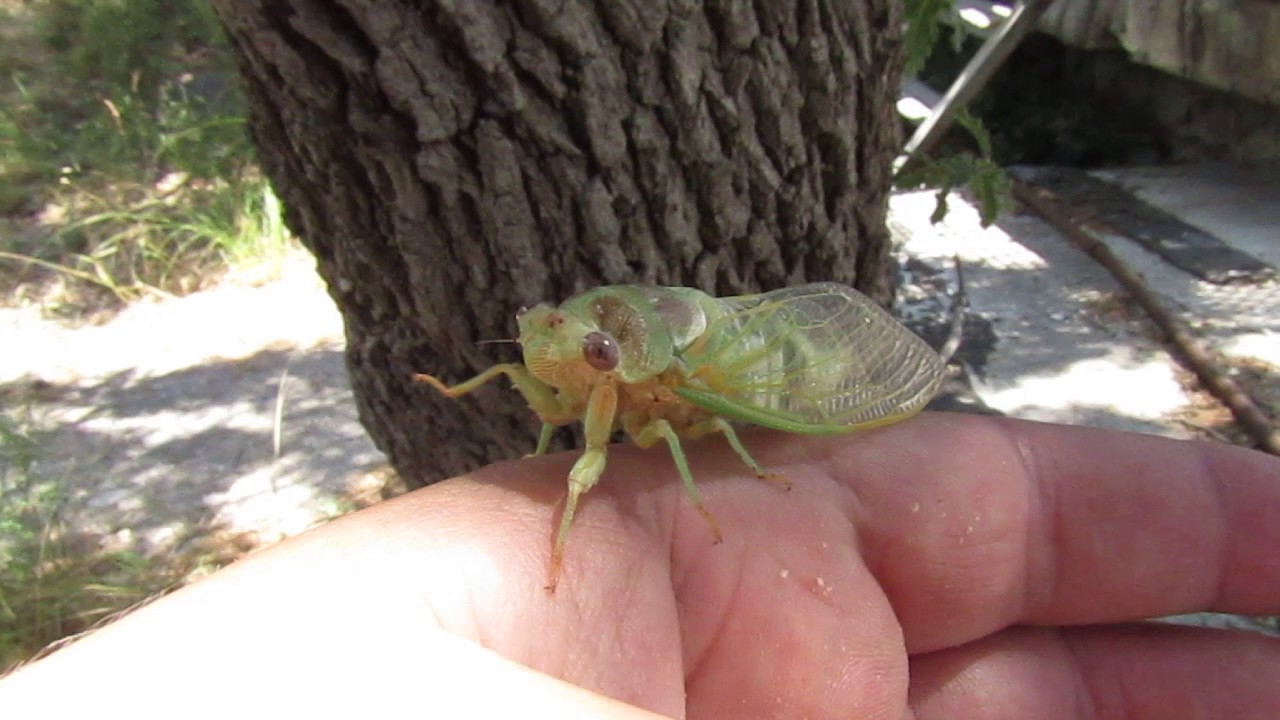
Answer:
211 0 906 487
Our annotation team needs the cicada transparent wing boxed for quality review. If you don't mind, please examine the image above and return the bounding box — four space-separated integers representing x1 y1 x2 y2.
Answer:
672 283 945 434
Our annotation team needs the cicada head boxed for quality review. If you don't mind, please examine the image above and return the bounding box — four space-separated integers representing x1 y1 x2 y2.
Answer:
516 304 619 389
516 287 681 389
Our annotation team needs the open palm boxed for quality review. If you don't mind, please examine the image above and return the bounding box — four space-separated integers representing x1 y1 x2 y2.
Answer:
5 415 1278 719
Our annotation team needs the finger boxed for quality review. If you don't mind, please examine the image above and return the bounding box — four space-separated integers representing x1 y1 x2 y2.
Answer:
665 466 910 720
909 624 1280 720
810 414 1280 653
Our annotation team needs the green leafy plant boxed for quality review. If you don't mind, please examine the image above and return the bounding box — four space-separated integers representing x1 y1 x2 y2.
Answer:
898 1 1012 227
904 0 964 76
895 111 1011 227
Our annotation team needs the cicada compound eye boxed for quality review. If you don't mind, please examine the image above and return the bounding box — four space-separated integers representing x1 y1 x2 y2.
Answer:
582 331 620 371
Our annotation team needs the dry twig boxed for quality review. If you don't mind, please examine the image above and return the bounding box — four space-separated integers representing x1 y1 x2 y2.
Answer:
1012 181 1280 456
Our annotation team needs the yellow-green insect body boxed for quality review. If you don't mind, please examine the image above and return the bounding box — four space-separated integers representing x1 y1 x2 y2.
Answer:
415 283 944 590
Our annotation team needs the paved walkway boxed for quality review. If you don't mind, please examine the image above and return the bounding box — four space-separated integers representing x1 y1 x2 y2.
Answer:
893 161 1279 441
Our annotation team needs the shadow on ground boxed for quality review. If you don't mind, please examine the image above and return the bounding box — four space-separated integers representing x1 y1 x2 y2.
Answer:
895 179 1280 442
11 343 387 556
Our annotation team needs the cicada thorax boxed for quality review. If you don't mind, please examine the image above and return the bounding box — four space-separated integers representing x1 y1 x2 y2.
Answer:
582 287 727 433
616 367 717 436
569 287 678 383
632 287 711 348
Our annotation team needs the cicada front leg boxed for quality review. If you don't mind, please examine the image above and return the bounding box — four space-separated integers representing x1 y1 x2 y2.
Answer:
414 363 522 397
548 384 618 593
414 363 558 410
413 364 564 456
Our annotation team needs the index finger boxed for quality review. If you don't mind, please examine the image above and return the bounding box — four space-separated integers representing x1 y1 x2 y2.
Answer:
831 414 1280 654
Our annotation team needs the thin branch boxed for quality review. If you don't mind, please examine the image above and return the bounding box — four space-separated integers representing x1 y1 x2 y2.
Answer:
1012 181 1280 456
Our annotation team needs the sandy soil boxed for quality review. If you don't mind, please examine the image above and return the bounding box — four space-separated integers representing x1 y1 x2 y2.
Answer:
1 253 390 560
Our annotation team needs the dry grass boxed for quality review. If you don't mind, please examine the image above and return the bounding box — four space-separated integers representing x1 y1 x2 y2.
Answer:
0 0 295 317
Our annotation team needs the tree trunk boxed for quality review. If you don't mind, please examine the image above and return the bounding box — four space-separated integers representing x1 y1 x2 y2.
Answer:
212 0 906 487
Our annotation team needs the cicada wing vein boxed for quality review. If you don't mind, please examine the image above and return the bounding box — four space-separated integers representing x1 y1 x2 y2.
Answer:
673 283 945 433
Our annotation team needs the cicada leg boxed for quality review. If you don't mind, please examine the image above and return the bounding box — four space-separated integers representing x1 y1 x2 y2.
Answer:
413 363 526 397
526 422 555 459
632 419 724 544
698 417 791 491
548 384 617 593
413 364 565 430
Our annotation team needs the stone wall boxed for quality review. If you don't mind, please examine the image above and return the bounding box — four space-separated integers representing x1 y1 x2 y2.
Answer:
1085 54 1280 161
1038 0 1280 107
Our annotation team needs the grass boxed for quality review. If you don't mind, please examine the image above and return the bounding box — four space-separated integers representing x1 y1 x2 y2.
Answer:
0 407 184 675
0 0 294 672
0 0 295 312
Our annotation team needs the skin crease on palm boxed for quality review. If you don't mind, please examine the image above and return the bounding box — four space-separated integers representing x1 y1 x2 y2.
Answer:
2 414 1278 719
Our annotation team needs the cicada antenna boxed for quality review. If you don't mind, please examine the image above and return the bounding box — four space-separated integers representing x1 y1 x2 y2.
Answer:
475 338 518 346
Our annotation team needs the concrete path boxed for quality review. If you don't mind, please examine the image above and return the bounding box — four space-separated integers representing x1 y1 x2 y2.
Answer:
893 160 1279 441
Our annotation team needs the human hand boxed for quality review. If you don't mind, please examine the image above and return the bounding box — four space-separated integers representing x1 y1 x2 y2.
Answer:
3 414 1278 718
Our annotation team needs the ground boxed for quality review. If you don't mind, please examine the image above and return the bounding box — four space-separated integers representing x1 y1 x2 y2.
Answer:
1 251 392 563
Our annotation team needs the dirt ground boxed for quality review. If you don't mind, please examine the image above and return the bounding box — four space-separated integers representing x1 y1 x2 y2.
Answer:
1 252 396 564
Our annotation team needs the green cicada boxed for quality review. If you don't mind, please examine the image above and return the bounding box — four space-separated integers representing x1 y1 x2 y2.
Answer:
414 283 944 590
